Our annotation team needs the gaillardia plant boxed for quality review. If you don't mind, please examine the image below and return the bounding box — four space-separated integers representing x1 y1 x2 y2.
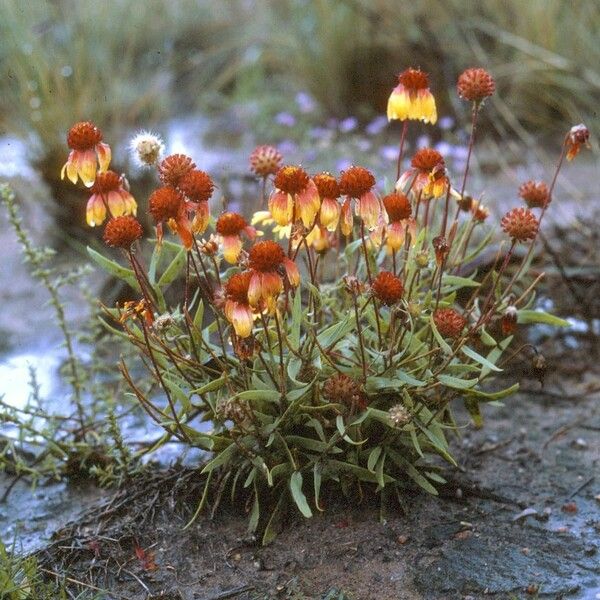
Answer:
64 69 586 543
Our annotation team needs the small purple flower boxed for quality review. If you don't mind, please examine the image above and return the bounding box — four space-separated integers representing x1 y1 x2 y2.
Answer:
366 115 388 136
295 91 316 114
339 116 358 133
275 112 296 127
379 145 398 161
309 126 329 140
416 135 430 149
435 141 452 156
452 145 469 161
336 158 353 172
278 139 298 155
438 116 455 130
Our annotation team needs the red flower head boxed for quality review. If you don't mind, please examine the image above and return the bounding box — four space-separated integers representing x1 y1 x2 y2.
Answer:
371 271 404 306
270 165 320 228
62 121 112 187
314 172 341 231
224 271 255 338
158 154 196 187
215 212 257 264
103 216 143 249
387 68 437 124
247 240 299 311
178 169 214 203
457 68 496 103
339 166 381 232
398 148 449 199
433 308 466 339
86 170 137 227
565 124 590 161
250 145 283 177
518 180 550 209
501 208 539 242
383 192 412 222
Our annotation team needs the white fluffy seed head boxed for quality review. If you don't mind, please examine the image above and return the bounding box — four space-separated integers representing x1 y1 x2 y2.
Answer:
129 130 164 167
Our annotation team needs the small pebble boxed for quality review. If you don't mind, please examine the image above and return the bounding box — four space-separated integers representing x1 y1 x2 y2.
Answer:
562 502 578 513
397 535 409 545
571 437 588 449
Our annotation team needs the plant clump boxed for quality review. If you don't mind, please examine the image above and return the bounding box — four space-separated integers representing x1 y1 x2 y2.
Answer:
62 66 586 543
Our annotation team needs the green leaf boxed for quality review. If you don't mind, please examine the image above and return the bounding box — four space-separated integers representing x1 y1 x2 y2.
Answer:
289 471 313 518
290 286 302 349
442 275 480 289
387 449 438 495
437 374 479 389
462 345 502 372
313 463 323 511
367 447 382 472
464 397 484 428
193 298 205 330
328 459 394 484
158 247 187 287
262 491 285 545
286 435 342 454
396 370 427 387
464 382 519 401
317 314 353 348
413 421 457 465
201 443 236 473
192 375 227 395
517 309 570 327
87 246 140 291
248 482 260 534
236 389 281 402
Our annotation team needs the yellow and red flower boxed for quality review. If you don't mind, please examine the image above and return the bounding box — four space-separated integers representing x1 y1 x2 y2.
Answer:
379 192 417 252
269 165 320 228
313 172 341 232
215 212 257 264
62 121 111 187
86 170 137 227
178 169 215 235
306 224 335 254
397 148 449 199
148 186 195 250
387 68 437 124
339 166 381 232
247 240 299 311
223 271 255 338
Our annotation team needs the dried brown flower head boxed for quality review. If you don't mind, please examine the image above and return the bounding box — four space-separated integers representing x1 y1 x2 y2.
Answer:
250 145 283 177
158 154 196 187
519 180 550 209
501 208 539 242
433 308 466 338
322 373 363 406
389 404 411 427
457 68 496 102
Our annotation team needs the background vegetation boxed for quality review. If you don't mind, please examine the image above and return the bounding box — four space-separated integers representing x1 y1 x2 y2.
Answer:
1 0 598 160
